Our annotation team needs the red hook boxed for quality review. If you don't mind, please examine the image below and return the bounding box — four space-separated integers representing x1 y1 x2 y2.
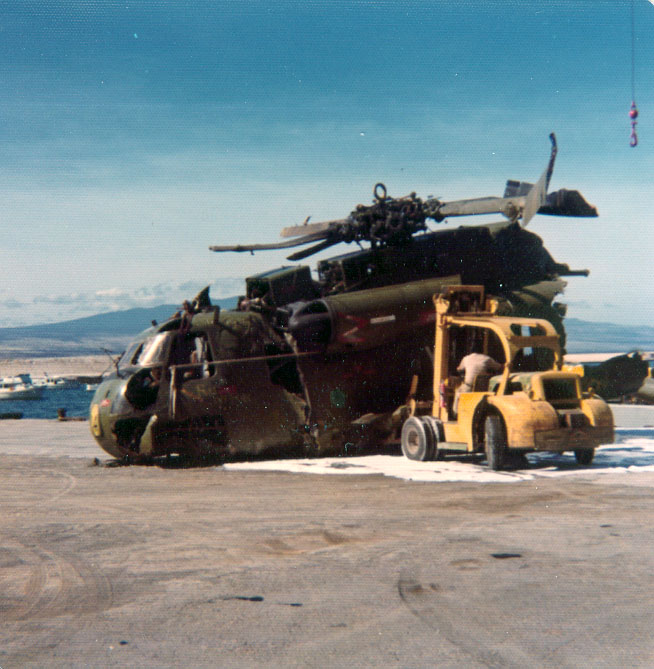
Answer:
630 101 639 147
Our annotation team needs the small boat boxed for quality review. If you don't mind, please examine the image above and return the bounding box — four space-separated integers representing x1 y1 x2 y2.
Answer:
0 374 45 400
32 373 77 389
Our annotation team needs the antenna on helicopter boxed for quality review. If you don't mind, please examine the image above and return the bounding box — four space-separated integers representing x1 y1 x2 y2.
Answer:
101 347 123 378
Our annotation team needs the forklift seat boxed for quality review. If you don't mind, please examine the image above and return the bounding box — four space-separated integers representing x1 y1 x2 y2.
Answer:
471 373 491 392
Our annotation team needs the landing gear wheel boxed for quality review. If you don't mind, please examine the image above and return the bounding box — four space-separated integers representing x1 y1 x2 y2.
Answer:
401 416 435 461
484 415 506 471
574 448 595 465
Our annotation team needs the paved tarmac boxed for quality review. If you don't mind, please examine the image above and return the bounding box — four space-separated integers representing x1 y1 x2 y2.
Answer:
2 416 654 667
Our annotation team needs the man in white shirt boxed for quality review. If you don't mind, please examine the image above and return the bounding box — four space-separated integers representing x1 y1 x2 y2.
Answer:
454 350 503 414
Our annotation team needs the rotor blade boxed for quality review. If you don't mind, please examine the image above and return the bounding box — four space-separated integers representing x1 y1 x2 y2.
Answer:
210 230 327 253
431 195 527 220
521 132 557 226
286 238 341 261
280 218 347 239
430 133 559 224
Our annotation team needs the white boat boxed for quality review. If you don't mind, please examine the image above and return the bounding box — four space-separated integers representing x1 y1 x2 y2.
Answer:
32 373 77 389
0 374 45 400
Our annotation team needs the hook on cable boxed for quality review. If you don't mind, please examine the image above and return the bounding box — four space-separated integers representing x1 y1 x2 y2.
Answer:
629 101 639 147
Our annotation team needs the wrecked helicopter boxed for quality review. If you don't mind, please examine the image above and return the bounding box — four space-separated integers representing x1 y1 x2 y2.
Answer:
90 133 599 462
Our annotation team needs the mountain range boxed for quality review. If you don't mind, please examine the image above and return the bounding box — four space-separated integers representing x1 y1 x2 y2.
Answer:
0 299 237 358
0 300 652 358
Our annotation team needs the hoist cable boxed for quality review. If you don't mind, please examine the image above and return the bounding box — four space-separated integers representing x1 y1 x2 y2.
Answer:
629 0 639 147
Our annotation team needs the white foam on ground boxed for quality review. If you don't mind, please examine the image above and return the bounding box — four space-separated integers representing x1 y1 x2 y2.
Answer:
3 415 654 486
223 436 654 484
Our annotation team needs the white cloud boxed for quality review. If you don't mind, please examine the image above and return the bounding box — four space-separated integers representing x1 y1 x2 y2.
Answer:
1 278 245 326
95 288 130 298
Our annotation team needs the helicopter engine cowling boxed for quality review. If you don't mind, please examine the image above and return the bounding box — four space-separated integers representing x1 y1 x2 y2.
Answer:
287 276 461 353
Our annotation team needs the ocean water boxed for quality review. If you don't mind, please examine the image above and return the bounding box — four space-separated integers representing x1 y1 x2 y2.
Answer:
0 385 93 419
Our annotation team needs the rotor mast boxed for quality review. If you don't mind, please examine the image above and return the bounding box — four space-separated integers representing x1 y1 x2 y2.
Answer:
210 133 597 261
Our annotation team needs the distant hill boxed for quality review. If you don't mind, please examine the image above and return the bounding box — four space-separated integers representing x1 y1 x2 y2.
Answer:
564 318 654 354
0 301 652 358
0 298 237 358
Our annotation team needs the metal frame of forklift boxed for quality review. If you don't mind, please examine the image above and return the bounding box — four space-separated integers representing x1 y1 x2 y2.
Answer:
403 285 613 466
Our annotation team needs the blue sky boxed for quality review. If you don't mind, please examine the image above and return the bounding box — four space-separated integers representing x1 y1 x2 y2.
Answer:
2 0 653 327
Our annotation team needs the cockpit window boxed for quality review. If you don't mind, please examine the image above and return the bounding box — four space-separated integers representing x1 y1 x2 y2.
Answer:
136 333 172 367
118 341 144 369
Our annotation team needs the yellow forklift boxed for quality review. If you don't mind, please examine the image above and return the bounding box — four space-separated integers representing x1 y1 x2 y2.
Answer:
400 286 614 470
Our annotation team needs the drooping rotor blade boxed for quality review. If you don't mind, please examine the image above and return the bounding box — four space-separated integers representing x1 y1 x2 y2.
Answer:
280 219 346 239
286 238 342 261
210 230 327 254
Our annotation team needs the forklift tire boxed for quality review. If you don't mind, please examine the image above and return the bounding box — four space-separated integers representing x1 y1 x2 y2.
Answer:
422 416 445 460
574 448 595 465
401 416 435 461
484 415 506 471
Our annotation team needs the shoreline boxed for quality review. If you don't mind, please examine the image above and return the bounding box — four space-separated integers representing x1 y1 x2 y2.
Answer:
0 355 111 378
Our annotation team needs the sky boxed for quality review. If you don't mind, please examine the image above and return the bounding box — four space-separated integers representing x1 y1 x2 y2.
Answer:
2 0 654 327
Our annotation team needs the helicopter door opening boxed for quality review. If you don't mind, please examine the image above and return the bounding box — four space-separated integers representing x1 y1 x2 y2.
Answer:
170 333 214 380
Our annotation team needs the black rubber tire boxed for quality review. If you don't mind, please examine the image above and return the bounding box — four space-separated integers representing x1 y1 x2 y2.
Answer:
401 416 434 461
574 448 595 465
423 416 444 460
484 414 506 471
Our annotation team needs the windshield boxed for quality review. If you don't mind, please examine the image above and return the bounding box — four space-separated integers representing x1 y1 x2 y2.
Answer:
136 333 172 367
511 346 555 372
541 377 579 401
117 333 172 371
117 341 145 369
